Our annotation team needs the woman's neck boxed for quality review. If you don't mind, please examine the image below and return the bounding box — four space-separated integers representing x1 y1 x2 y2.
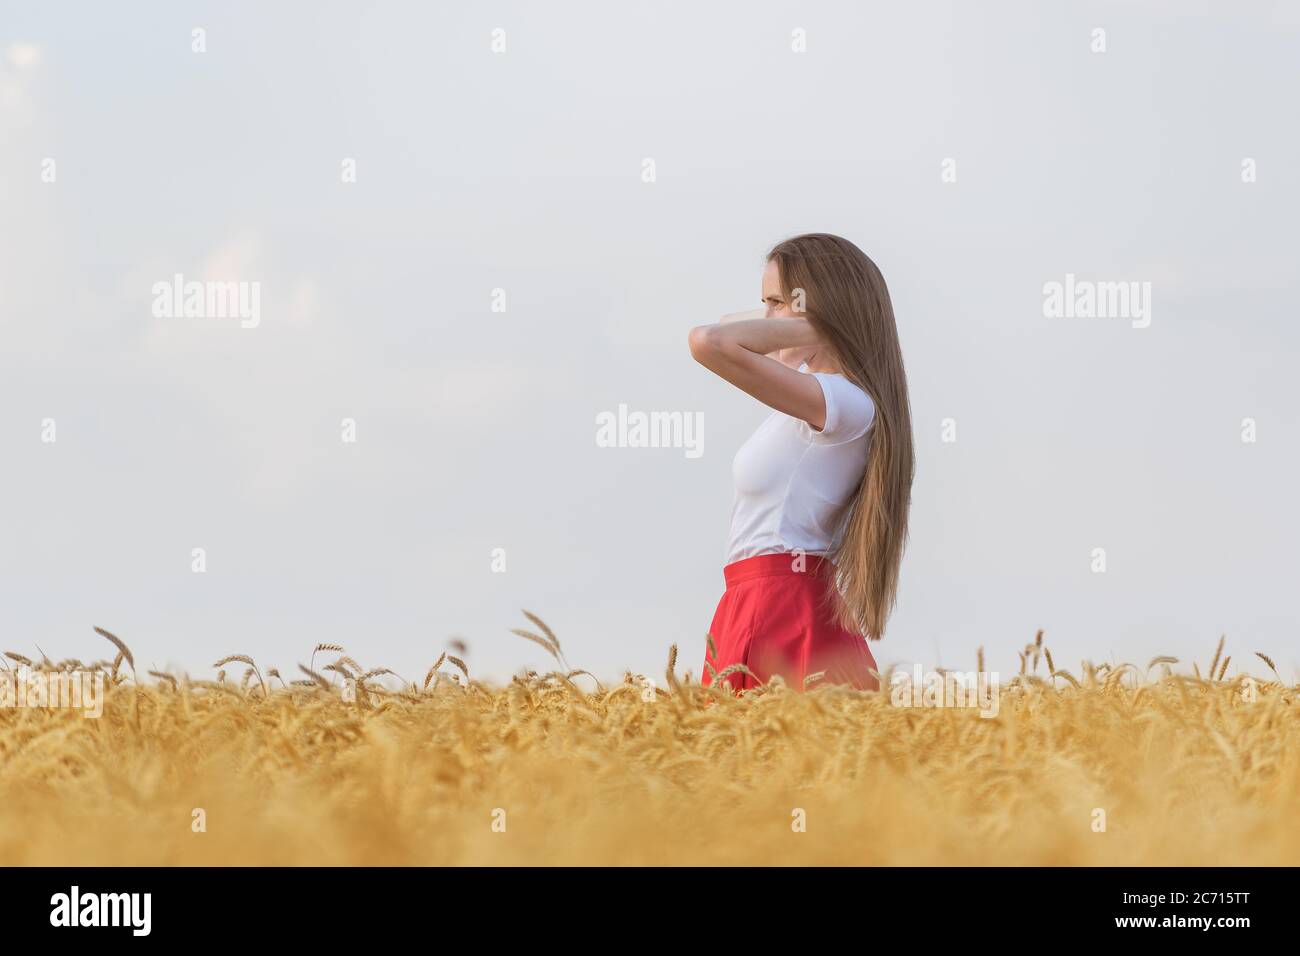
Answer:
803 349 841 374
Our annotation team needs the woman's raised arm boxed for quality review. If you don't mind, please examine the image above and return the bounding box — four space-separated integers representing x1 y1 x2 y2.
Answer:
687 317 829 430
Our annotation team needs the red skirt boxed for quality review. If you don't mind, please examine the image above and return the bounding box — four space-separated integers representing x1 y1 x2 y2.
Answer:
702 553 879 692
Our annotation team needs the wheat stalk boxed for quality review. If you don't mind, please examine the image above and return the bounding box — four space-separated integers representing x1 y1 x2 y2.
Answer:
424 653 447 690
522 610 562 654
712 663 755 685
1255 652 1280 682
147 670 178 690
214 654 266 696
512 629 560 661
1217 656 1231 682
310 643 345 673
297 664 331 690
214 654 255 668
323 662 353 680
1209 635 1225 683
94 627 136 678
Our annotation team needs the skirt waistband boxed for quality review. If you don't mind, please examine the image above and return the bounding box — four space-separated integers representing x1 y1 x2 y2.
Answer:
723 552 836 587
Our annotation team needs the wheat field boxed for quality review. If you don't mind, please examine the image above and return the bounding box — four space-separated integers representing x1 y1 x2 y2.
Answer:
1 619 1296 866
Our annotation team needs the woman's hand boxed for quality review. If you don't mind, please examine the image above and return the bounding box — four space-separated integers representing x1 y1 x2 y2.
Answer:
687 317 831 431
773 343 820 371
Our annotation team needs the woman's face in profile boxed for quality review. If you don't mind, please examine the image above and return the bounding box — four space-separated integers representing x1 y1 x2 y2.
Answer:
761 260 798 318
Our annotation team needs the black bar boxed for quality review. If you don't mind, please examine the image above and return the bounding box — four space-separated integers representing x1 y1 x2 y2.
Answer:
1 866 1283 939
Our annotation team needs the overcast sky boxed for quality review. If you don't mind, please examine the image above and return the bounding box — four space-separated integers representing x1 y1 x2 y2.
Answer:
3 1 1297 687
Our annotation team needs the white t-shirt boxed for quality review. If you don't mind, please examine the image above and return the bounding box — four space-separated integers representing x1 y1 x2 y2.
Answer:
725 368 876 564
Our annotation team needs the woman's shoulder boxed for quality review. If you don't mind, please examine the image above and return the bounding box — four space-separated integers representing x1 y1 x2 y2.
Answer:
805 370 875 445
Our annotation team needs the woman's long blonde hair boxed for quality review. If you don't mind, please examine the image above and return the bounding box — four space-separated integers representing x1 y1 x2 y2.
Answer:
768 233 914 640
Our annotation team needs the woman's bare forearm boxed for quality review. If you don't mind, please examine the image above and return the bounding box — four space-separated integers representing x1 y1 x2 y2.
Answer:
719 307 765 324
717 309 811 367
688 317 820 358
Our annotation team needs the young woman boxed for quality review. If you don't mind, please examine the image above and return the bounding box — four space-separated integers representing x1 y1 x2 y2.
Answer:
687 233 914 693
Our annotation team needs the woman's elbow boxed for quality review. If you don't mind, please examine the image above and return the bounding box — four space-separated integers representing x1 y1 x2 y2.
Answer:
688 325 720 364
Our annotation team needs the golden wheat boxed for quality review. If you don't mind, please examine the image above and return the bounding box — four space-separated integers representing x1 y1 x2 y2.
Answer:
0 624 1295 865
93 627 134 674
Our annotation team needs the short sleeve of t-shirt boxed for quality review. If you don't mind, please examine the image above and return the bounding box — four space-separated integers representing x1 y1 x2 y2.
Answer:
809 372 875 445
